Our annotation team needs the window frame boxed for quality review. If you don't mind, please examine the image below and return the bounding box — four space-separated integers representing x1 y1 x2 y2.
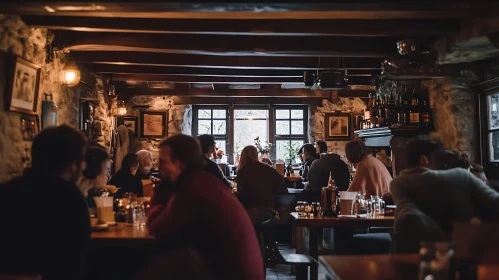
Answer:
192 105 229 152
273 106 309 162
480 80 499 179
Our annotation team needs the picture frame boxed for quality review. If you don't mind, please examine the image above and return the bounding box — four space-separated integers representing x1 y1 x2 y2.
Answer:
140 111 167 138
324 112 353 141
120 116 138 136
487 93 499 130
6 56 41 114
20 114 40 141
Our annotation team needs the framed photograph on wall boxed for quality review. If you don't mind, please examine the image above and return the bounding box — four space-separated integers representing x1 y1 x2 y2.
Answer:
20 114 40 141
140 111 167 138
120 116 138 136
6 57 41 114
324 112 353 141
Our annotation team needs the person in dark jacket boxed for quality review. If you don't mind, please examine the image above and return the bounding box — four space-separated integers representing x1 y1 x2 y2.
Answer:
198 134 232 189
109 153 144 197
301 143 318 181
236 145 289 225
0 125 91 280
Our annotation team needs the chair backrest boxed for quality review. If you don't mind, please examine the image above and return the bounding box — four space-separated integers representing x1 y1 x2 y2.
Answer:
453 222 499 264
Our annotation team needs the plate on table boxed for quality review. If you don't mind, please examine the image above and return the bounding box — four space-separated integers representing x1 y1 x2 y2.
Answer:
91 223 109 232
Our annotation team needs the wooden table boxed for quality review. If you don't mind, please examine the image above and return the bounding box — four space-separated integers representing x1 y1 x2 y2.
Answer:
91 223 153 246
320 254 419 280
291 212 395 280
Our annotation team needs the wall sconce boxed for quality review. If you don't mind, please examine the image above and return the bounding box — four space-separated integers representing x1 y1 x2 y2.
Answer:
61 54 81 86
111 100 127 116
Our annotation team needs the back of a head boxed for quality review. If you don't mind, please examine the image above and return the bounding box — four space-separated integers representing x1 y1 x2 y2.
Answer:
406 135 444 168
302 143 317 158
198 134 215 154
83 146 110 179
315 140 328 154
159 134 203 168
121 153 139 171
345 140 367 164
238 145 258 170
31 125 88 176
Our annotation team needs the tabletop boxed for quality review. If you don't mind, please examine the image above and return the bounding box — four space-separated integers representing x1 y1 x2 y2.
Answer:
290 212 394 228
92 223 153 240
319 254 419 280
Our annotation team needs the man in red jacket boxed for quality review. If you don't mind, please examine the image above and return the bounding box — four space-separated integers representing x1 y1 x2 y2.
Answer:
147 134 264 280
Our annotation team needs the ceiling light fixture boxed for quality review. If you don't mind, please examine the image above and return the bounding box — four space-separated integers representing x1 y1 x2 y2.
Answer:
61 53 81 86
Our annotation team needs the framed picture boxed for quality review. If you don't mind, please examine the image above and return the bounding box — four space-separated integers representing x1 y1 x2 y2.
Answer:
20 114 40 141
122 116 138 136
140 111 167 138
6 57 41 114
487 93 499 130
324 112 353 141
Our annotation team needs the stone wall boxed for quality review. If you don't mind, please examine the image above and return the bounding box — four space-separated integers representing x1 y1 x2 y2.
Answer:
125 95 192 167
309 98 367 161
423 77 477 162
0 15 82 183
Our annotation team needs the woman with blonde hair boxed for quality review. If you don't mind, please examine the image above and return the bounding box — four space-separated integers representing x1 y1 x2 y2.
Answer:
236 146 288 225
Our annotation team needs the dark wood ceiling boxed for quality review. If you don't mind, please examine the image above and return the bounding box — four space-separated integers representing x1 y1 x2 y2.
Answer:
3 1 489 103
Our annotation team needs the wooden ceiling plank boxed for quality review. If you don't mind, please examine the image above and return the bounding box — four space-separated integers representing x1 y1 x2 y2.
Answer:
72 52 383 70
22 16 459 36
1 2 474 19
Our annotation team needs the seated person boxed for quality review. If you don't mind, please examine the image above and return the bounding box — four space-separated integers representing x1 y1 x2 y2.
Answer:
236 145 289 225
198 134 232 189
147 135 263 280
346 140 392 198
391 135 499 253
136 149 154 180
77 146 112 211
109 153 144 197
306 140 350 201
301 143 318 181
0 125 91 279
298 145 305 176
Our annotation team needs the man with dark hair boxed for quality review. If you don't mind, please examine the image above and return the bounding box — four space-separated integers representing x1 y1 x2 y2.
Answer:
314 140 328 155
391 135 499 253
109 153 144 196
197 134 232 189
147 134 263 280
0 125 91 279
301 143 318 181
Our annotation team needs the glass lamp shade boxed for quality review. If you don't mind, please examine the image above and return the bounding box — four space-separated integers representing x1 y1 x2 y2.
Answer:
61 57 81 86
111 100 127 116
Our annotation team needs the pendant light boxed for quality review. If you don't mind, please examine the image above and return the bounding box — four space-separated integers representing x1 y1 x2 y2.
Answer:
61 53 81 86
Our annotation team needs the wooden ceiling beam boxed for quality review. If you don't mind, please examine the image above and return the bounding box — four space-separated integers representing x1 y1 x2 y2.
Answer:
117 87 371 98
172 97 324 105
23 16 459 36
58 31 396 57
72 52 383 70
1 2 475 19
107 73 374 85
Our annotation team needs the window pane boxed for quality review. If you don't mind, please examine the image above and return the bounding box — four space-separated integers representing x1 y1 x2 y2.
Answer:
276 120 290 135
490 132 499 162
213 120 226 135
276 109 290 119
198 109 211 119
234 117 268 155
291 110 304 119
234 109 268 119
198 120 211 134
276 140 304 163
291 120 304 135
213 109 226 119
488 94 499 129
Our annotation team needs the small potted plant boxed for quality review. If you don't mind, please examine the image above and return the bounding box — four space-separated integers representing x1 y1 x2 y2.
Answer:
254 136 273 166
281 142 302 176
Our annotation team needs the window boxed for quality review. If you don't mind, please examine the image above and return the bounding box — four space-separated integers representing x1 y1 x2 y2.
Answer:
192 105 308 164
192 106 228 162
487 93 499 163
274 107 308 163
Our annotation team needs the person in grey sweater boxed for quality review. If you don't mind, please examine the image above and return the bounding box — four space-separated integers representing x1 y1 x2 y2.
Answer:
391 135 499 253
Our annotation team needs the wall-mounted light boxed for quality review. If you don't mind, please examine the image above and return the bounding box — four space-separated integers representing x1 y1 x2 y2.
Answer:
61 54 80 86
111 100 127 116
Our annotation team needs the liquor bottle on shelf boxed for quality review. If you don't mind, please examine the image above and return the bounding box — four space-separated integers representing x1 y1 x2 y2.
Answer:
398 88 410 125
386 94 396 126
378 94 386 127
420 91 433 131
371 94 379 127
409 87 420 125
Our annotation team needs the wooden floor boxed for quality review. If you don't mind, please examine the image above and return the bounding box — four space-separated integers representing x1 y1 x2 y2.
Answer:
265 244 326 280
